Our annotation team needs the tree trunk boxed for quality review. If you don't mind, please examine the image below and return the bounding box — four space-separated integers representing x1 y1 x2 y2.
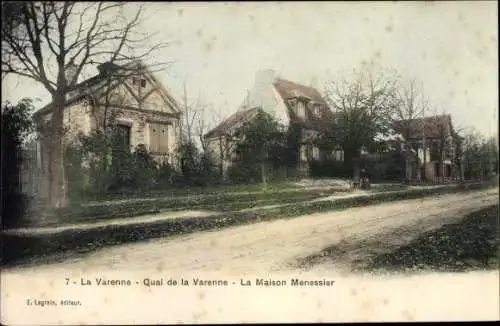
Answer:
261 162 266 184
343 148 358 184
47 95 68 209
345 147 361 188
218 137 224 179
404 143 412 184
260 146 267 184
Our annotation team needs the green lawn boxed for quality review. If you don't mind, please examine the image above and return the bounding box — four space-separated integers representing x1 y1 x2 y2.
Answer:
79 180 303 203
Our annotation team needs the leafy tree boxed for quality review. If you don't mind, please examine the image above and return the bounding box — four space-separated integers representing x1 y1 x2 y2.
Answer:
178 139 202 185
460 129 499 180
230 110 288 184
1 98 34 228
176 135 221 187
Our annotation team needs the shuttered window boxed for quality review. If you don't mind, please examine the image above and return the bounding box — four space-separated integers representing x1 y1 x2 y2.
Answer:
149 123 169 154
312 146 320 160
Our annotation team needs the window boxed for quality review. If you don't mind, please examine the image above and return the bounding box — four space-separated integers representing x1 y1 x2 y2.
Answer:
312 146 320 160
300 145 307 161
149 122 169 154
331 149 344 161
112 124 131 150
132 76 147 88
296 101 305 118
314 104 321 117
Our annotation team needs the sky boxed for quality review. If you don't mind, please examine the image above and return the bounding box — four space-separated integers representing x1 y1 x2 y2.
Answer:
2 1 498 137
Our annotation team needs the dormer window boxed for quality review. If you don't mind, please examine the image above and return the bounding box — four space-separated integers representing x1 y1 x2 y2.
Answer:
296 100 305 118
313 104 321 117
132 77 147 88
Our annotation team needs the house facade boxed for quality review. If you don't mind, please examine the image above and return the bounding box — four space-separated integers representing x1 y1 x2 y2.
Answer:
30 60 182 195
204 69 337 179
392 114 462 182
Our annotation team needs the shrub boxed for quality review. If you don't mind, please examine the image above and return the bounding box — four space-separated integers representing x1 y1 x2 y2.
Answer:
177 140 221 187
228 161 261 184
64 130 170 199
309 159 352 178
1 99 34 228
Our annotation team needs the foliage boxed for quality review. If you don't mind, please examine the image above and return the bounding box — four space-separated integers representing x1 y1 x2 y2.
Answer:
229 110 291 183
459 129 498 180
309 160 352 179
64 126 222 200
358 150 406 181
177 139 220 186
1 98 34 228
64 129 175 200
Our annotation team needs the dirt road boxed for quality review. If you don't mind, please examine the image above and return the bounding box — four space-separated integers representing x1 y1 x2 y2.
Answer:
12 188 498 275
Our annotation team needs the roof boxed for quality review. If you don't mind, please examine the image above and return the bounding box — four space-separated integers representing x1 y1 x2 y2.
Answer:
204 107 262 139
392 114 454 139
273 78 335 130
273 78 328 107
205 77 335 139
33 60 180 119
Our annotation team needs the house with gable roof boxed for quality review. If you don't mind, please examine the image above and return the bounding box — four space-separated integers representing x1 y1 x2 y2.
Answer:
30 60 183 195
204 69 338 179
392 114 462 181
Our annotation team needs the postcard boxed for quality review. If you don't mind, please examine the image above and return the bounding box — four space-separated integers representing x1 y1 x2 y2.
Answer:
1 1 499 324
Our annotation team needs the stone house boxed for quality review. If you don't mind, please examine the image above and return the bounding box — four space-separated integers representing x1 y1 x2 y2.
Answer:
204 69 337 179
30 60 182 194
392 114 462 182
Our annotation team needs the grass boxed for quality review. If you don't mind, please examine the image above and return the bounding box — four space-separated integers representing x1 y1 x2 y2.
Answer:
1 182 496 269
23 187 352 228
79 180 302 203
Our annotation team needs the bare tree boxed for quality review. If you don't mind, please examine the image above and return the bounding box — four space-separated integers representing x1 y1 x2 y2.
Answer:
177 77 225 154
2 2 169 208
179 78 201 145
197 102 226 153
392 78 429 182
323 65 398 184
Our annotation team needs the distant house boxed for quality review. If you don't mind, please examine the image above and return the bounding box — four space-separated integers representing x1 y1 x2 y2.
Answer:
392 114 461 181
204 69 337 178
30 60 182 195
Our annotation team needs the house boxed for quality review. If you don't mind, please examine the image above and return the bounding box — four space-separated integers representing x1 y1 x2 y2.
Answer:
31 60 182 194
204 69 337 178
392 114 461 181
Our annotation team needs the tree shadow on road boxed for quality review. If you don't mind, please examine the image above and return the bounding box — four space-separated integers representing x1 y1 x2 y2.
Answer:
296 204 499 274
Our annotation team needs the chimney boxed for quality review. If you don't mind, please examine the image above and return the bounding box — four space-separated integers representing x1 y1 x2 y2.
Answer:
255 69 277 86
65 62 79 84
97 62 120 77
